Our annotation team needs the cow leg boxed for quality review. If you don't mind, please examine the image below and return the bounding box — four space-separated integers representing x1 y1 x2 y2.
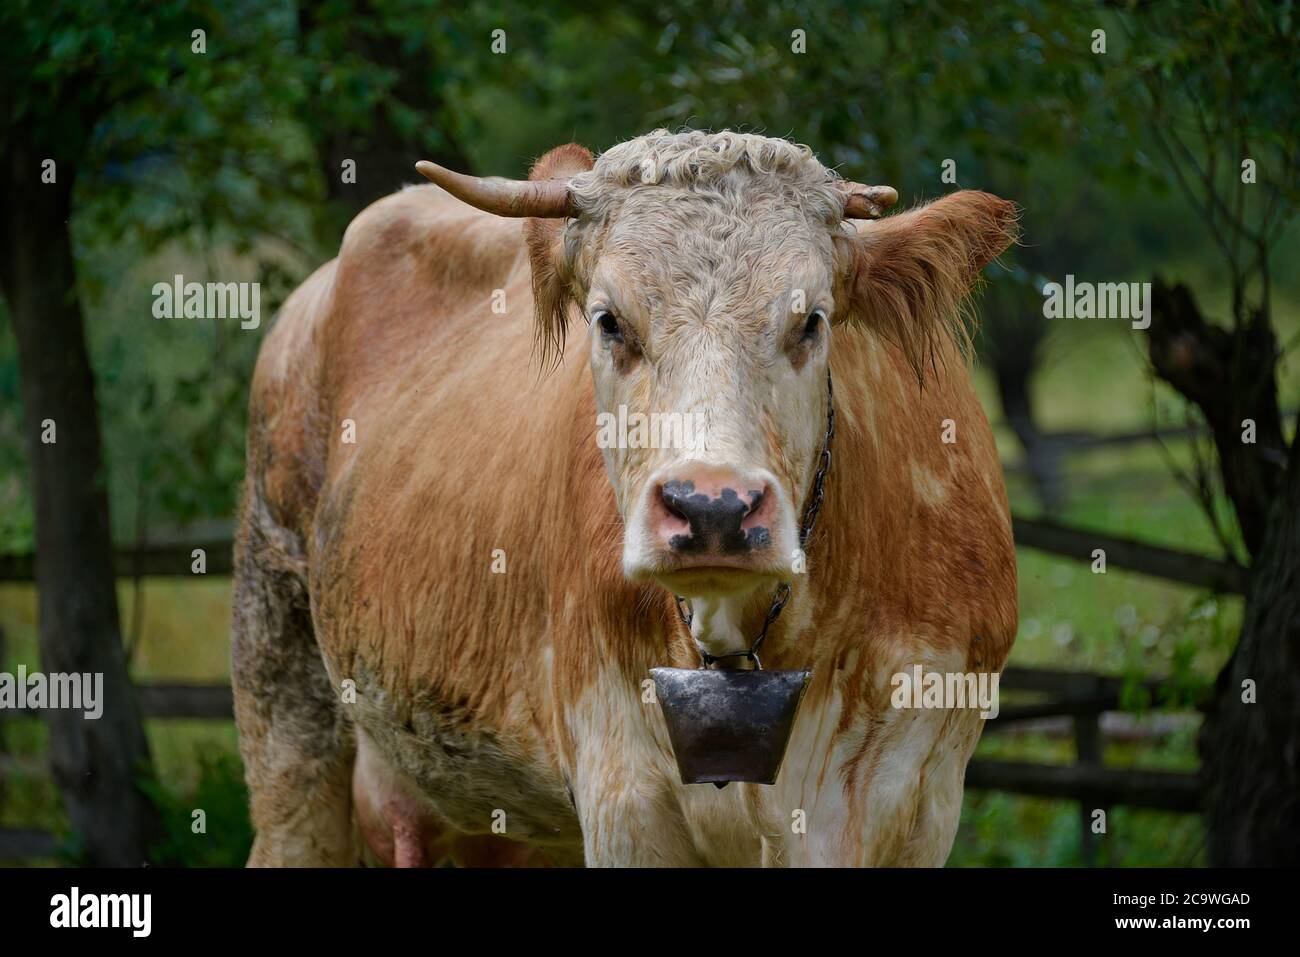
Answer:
568 690 705 866
774 700 982 867
574 776 704 867
891 711 985 866
232 494 357 867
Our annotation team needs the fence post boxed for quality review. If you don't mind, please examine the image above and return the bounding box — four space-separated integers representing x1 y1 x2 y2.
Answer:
1074 705 1106 867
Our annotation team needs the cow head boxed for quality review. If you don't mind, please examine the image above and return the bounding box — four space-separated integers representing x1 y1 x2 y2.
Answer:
418 130 1016 657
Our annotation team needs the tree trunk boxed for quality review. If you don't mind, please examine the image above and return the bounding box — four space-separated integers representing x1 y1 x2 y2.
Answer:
1143 275 1297 864
1146 278 1287 557
996 358 1065 512
0 128 160 865
981 271 1063 512
1200 432 1300 864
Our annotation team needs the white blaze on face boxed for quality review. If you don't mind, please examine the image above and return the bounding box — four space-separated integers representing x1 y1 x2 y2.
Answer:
577 207 837 657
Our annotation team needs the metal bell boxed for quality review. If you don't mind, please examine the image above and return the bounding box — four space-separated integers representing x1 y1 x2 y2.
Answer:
651 667 812 787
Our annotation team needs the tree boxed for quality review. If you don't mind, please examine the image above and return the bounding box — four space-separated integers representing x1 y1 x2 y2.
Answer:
0 0 185 864
1120 3 1300 863
0 0 329 865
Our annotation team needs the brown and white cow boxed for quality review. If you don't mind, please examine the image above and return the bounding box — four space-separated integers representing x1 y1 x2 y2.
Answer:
231 129 1018 867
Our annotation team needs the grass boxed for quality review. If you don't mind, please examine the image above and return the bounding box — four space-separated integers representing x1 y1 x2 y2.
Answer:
0 313 1287 866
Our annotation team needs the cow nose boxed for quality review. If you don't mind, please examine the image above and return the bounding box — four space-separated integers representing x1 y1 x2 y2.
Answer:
655 469 776 555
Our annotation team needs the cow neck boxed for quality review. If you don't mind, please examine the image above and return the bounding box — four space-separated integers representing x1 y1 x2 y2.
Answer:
673 370 835 669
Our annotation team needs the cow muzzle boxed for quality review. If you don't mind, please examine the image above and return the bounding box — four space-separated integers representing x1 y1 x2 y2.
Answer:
639 465 793 596
654 466 780 554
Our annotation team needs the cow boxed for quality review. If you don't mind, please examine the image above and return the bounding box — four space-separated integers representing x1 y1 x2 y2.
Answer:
231 129 1019 867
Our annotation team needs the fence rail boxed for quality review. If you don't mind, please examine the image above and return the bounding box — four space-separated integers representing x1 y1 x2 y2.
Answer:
0 829 59 860
965 761 1200 812
0 683 234 722
1004 411 1298 457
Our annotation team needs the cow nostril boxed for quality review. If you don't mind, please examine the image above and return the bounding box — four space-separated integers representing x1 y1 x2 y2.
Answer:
743 489 765 518
659 481 693 522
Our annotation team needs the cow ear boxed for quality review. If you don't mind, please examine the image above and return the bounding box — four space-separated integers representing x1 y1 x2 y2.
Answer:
523 143 595 367
839 190 1018 384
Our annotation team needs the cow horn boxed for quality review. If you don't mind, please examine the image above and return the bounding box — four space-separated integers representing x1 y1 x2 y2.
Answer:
838 182 900 220
415 160 576 218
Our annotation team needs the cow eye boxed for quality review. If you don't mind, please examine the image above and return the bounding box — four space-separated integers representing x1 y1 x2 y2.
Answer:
801 309 826 341
596 311 623 342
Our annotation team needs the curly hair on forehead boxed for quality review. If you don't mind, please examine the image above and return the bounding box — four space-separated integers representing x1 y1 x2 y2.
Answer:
568 129 849 226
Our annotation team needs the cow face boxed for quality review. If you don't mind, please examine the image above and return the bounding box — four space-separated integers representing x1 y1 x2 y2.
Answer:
418 129 1016 656
578 185 837 605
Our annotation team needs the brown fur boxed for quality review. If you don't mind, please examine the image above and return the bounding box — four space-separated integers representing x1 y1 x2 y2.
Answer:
231 133 1018 867
840 190 1021 383
523 143 595 367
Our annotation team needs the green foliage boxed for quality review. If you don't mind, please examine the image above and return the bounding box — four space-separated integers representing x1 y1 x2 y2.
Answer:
0 0 590 538
952 789 1206 866
1113 1 1300 340
952 791 1082 867
141 747 253 868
